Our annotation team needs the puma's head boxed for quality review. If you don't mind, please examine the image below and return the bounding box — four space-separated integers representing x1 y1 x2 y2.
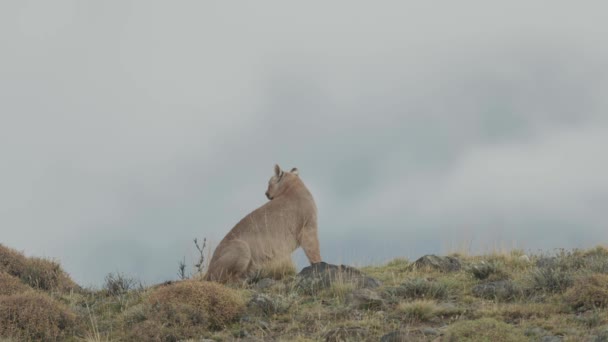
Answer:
265 164 299 200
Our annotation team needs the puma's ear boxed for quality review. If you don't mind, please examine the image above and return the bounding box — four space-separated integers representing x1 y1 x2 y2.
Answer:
290 167 299 175
274 164 283 177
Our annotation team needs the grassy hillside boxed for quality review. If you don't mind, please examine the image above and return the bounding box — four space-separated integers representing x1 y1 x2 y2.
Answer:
1 243 608 341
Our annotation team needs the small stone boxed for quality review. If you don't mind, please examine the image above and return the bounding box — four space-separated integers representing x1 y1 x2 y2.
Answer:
411 255 461 272
380 331 413 342
347 288 384 310
247 293 288 316
524 327 549 337
324 327 368 342
421 328 440 336
254 278 276 290
540 336 563 342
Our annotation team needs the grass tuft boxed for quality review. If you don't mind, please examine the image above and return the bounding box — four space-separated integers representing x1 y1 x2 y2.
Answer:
445 317 527 342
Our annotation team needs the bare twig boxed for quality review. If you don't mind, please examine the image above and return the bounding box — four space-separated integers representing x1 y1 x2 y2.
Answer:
194 237 207 274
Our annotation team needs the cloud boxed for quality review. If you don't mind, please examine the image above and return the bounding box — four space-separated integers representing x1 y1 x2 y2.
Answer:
1 2 608 285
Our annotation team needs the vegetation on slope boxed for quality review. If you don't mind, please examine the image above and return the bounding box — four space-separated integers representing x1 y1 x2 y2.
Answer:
2 243 608 341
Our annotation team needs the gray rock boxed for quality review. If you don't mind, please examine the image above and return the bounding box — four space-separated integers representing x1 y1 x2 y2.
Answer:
471 280 520 301
524 327 549 337
247 293 289 316
346 288 384 310
324 326 368 342
421 328 440 336
296 262 381 294
541 336 563 342
254 278 276 290
380 331 413 342
411 255 461 272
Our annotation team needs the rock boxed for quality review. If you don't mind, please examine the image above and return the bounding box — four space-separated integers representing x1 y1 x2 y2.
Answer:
411 255 461 272
253 278 276 290
421 328 440 336
541 336 563 342
296 262 381 294
247 293 289 316
380 331 414 342
524 327 549 337
346 288 384 310
471 280 520 301
324 326 368 342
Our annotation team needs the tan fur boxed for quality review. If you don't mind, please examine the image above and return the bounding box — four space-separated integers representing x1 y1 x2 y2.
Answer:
205 165 321 283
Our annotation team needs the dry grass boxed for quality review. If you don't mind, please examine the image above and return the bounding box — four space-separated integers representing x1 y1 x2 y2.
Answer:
254 257 297 280
396 300 441 322
563 273 608 311
0 292 82 341
0 272 30 296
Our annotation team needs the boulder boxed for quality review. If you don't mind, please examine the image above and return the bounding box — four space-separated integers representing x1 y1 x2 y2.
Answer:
295 262 381 294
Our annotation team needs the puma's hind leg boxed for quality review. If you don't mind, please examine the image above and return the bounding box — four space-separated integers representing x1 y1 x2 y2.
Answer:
204 239 252 283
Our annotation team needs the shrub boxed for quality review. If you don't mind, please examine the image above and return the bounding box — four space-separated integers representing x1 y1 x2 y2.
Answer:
471 280 522 301
444 318 527 342
122 280 246 340
392 277 451 300
528 266 574 293
0 245 28 276
0 272 30 296
104 272 140 296
0 292 81 341
0 244 78 292
564 274 608 311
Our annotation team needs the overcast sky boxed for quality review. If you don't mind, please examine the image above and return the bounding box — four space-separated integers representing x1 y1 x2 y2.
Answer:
1 1 608 286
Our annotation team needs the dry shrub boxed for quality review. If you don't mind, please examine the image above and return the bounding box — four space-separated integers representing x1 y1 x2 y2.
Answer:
564 274 608 311
123 280 245 341
0 244 78 292
0 244 27 276
0 272 30 296
0 292 81 341
148 280 245 328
